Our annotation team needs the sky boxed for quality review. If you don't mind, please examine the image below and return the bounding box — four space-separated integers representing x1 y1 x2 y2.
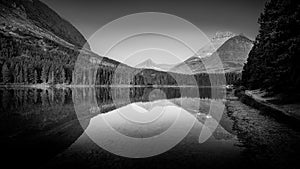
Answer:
41 0 267 65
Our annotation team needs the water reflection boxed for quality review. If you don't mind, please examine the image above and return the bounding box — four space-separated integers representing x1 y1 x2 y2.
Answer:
0 87 84 169
72 86 225 117
0 86 231 168
82 98 232 158
43 86 240 169
0 87 224 134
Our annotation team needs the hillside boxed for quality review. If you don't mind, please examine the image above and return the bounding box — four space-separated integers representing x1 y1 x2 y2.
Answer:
0 0 89 49
0 0 122 85
197 31 235 58
171 35 253 74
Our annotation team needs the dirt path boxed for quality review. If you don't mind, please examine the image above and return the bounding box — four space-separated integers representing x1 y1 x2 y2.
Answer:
226 91 300 169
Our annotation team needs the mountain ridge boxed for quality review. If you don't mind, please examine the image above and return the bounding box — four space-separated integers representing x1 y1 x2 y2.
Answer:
135 58 176 71
170 35 254 74
134 34 253 74
196 31 235 58
0 0 89 49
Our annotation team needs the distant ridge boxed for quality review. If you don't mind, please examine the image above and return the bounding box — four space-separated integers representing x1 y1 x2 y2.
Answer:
170 34 254 74
135 59 175 71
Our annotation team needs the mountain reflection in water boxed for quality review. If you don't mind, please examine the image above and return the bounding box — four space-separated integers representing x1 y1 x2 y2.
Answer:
0 86 241 169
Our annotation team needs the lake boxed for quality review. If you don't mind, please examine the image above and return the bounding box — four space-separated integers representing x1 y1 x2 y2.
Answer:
1 86 299 169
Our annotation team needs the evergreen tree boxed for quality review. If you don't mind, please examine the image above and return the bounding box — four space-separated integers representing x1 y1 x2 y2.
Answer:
16 64 23 83
242 0 300 93
23 64 28 84
2 63 11 84
41 64 49 83
34 69 38 84
18 66 23 83
13 63 19 83
61 67 66 84
72 70 76 85
27 66 35 84
48 66 54 84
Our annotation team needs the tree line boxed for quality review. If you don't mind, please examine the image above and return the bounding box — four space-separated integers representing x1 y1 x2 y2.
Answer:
0 32 78 84
0 30 241 87
242 0 299 94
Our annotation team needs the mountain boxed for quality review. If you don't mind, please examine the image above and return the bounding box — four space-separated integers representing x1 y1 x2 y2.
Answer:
0 0 242 87
0 0 115 86
171 35 254 74
215 34 253 64
196 31 235 58
135 59 175 71
0 0 89 49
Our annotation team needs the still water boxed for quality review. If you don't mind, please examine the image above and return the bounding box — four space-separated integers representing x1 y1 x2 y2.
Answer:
0 87 299 169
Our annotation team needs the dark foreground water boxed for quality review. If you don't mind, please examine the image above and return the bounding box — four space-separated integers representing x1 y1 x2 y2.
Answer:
0 87 299 169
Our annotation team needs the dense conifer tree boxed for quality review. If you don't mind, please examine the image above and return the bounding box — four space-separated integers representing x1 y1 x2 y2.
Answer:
2 63 11 84
242 0 300 93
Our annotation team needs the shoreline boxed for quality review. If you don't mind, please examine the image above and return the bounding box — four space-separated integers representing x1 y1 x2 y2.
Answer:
0 84 227 88
234 87 300 125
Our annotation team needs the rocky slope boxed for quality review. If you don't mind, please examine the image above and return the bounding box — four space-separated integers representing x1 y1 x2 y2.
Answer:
0 0 89 49
197 31 235 58
171 35 254 74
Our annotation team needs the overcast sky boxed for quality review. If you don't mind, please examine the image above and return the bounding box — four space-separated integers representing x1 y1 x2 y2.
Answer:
41 0 267 65
41 0 266 39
